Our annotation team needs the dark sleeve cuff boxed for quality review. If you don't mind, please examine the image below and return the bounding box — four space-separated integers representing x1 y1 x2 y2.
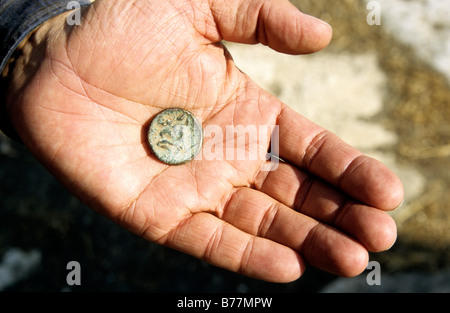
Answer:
0 0 93 142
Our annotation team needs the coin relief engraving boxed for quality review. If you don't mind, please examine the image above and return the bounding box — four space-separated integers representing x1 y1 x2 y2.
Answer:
148 108 203 165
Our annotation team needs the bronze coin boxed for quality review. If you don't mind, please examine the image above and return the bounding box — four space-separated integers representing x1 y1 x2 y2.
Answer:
148 108 203 165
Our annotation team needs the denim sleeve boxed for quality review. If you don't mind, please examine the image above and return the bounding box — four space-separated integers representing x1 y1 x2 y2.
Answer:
0 0 93 141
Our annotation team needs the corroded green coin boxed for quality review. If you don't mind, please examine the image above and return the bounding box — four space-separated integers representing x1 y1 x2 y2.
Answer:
148 108 203 165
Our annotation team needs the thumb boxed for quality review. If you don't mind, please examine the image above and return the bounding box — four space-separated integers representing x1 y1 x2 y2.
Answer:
209 0 332 54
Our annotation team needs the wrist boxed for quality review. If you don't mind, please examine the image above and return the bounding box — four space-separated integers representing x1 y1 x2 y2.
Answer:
3 13 69 102
1 14 67 142
0 0 93 142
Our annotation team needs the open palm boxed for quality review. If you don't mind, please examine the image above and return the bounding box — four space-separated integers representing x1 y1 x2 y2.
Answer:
7 0 403 282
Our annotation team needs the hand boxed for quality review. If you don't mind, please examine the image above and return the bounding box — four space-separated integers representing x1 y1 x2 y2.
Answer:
5 0 403 283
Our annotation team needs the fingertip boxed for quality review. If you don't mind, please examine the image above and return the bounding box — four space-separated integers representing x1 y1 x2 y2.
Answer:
272 10 333 55
388 174 405 211
341 156 405 211
317 241 369 278
245 241 306 283
370 213 398 252
338 245 370 278
274 251 306 283
299 13 333 53
302 224 370 278
338 204 398 253
373 162 405 211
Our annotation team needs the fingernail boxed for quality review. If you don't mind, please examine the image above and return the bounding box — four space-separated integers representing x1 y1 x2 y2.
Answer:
306 14 332 30
394 199 405 210
317 18 332 30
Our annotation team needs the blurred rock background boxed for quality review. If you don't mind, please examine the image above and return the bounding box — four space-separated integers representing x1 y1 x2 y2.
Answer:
1 0 449 292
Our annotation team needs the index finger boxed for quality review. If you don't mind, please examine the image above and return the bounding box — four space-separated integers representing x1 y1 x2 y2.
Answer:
277 105 404 211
